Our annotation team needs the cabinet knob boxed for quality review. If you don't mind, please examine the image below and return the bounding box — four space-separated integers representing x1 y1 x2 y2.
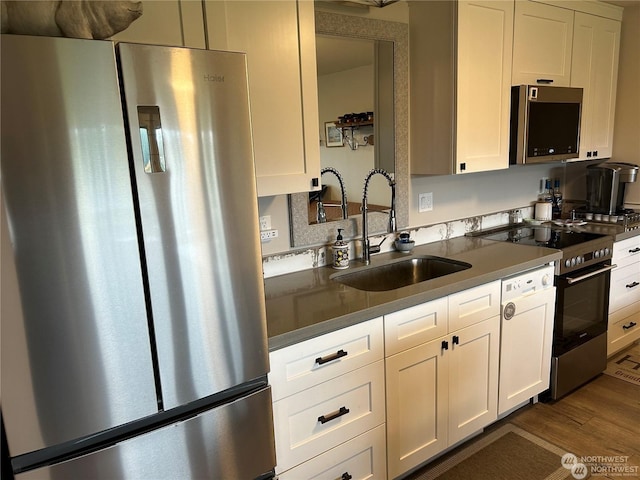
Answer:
441 340 449 351
342 473 353 480
452 335 459 345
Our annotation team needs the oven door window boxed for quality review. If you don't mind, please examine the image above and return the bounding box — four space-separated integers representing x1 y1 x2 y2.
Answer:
554 264 611 355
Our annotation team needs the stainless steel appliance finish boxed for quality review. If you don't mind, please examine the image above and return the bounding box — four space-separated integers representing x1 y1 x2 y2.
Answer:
118 42 269 410
509 85 583 165
587 162 639 215
2 35 275 478
550 332 608 400
16 389 274 480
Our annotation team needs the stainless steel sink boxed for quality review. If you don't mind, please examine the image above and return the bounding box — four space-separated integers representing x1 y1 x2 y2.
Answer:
332 255 471 292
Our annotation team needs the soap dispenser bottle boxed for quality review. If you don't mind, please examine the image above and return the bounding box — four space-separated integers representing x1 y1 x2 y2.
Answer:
332 228 349 269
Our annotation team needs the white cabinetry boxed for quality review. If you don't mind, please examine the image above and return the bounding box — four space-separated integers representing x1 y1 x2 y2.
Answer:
269 318 386 477
571 12 621 160
410 0 513 175
608 236 640 356
511 1 622 162
204 0 320 196
512 1 574 86
385 282 501 479
111 1 205 47
498 266 556 415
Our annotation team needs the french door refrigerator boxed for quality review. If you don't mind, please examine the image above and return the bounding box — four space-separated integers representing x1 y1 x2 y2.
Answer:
1 34 275 479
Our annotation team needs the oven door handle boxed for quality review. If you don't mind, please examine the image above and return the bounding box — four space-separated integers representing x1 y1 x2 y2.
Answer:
566 264 617 284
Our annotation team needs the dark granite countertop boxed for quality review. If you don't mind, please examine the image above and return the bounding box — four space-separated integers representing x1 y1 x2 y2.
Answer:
265 236 563 351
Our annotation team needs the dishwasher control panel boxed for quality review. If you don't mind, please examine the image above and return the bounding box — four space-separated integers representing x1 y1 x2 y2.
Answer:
502 264 555 302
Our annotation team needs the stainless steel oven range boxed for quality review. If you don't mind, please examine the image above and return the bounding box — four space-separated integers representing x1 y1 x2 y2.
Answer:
475 225 615 400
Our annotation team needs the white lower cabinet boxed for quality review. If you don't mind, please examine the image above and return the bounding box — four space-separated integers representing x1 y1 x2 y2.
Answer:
277 424 386 480
269 317 385 476
385 281 501 479
608 236 640 355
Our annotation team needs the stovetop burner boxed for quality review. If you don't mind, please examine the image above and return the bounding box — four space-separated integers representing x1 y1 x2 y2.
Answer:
481 226 604 249
475 224 614 275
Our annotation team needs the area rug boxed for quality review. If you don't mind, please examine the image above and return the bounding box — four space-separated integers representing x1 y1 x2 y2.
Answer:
407 424 571 480
604 342 640 387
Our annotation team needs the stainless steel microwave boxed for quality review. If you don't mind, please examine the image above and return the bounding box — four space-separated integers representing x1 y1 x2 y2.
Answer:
509 85 583 165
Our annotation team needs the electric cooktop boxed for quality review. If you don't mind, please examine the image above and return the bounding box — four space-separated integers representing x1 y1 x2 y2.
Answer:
477 225 614 275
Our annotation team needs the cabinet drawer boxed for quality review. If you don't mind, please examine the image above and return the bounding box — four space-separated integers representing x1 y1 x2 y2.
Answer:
273 361 385 474
448 281 501 332
613 236 640 268
607 303 640 356
269 317 383 401
609 263 640 313
277 424 386 480
384 297 448 356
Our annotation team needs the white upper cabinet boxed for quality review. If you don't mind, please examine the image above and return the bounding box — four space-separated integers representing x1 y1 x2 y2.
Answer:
571 12 621 160
204 1 321 196
111 1 205 48
410 0 513 175
511 1 622 162
456 1 514 174
512 1 574 86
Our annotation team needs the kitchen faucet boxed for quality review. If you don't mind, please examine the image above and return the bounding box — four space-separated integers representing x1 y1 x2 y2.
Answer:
361 168 396 264
316 167 348 223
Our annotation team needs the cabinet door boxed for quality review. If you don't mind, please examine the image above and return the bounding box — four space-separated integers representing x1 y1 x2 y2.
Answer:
448 280 501 332
512 1 574 86
571 12 621 160
385 338 449 479
269 317 384 402
273 361 385 474
609 263 640 314
608 304 640 356
456 0 513 174
448 317 499 446
384 298 448 357
204 1 320 196
111 1 205 47
278 425 386 480
498 288 556 415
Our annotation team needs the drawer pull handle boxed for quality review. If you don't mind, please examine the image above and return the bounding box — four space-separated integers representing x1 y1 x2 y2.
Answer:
342 473 353 480
626 281 639 289
315 349 348 365
629 247 640 253
623 322 637 331
318 406 350 424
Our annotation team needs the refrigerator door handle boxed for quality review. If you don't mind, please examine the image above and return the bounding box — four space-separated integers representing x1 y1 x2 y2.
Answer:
137 106 167 173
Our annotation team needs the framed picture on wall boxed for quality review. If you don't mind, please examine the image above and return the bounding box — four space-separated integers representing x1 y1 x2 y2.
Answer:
324 121 343 147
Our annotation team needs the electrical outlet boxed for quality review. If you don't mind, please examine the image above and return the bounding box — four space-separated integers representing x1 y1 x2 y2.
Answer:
260 229 278 242
259 215 271 231
419 192 433 213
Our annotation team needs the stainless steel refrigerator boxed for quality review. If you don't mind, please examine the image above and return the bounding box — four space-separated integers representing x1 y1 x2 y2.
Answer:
1 34 275 479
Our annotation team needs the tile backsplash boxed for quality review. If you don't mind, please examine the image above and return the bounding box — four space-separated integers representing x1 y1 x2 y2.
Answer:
262 207 532 279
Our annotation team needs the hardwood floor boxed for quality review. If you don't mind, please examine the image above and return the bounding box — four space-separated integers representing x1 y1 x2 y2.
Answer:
500 369 640 479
